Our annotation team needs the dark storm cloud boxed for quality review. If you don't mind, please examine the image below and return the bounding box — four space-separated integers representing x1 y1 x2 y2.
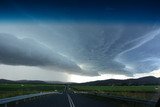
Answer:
0 23 160 76
12 23 158 76
0 0 160 77
63 24 160 76
0 33 98 76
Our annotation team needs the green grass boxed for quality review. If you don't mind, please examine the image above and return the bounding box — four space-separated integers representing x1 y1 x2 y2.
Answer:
0 83 65 99
71 85 160 101
71 85 160 92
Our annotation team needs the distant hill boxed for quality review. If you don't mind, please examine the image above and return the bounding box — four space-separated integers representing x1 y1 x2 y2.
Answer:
1 76 160 85
0 79 64 84
16 80 47 84
0 79 47 84
46 81 73 84
79 76 160 86
0 79 15 84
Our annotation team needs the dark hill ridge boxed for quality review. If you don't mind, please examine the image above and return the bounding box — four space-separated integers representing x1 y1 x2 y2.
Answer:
0 79 67 84
0 76 160 85
79 76 160 86
0 79 14 83
16 80 47 84
0 79 47 84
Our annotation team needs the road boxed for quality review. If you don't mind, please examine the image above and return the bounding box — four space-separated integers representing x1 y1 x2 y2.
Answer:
13 93 116 107
4 86 155 107
5 85 116 107
6 93 154 107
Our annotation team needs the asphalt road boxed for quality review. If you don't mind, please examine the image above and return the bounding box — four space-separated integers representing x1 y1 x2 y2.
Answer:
5 92 159 107
3 86 156 107
4 86 155 107
5 92 156 107
11 93 117 107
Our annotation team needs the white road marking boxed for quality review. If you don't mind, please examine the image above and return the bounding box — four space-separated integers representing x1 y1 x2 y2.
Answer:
67 94 75 107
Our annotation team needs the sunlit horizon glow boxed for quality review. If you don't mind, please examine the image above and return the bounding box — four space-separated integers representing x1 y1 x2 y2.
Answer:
70 69 160 83
0 64 160 83
69 74 129 83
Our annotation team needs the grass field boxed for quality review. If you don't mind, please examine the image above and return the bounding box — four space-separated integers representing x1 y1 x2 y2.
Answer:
0 83 64 99
71 85 160 101
71 85 160 92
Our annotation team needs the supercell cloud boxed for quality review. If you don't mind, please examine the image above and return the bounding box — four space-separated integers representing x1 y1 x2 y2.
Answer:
0 33 84 75
0 23 160 77
0 0 160 80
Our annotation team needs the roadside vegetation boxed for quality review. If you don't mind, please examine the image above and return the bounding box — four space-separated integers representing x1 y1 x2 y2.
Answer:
71 85 160 101
0 83 64 99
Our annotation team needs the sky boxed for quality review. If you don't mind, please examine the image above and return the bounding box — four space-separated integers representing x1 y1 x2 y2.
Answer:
0 0 160 82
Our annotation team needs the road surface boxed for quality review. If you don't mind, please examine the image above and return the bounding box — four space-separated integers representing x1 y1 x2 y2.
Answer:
13 93 116 107
4 86 155 107
6 85 117 107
